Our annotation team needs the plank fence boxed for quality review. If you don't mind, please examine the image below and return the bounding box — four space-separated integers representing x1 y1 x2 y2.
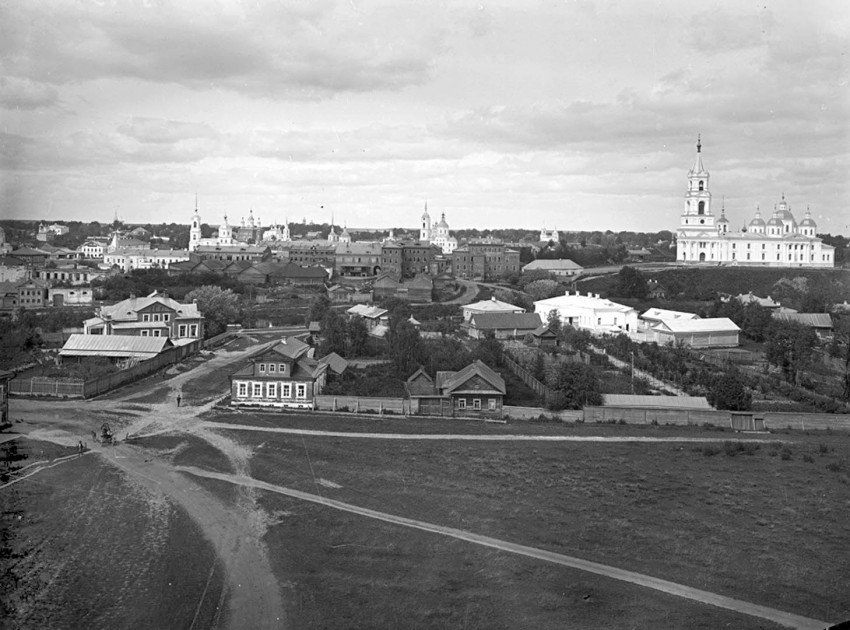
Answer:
501 353 554 403
9 338 203 399
314 395 411 415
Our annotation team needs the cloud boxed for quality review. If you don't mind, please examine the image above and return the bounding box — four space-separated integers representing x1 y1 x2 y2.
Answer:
0 1 452 99
0 76 59 110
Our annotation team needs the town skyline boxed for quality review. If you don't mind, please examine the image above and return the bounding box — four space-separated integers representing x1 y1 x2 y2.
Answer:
2 1 848 232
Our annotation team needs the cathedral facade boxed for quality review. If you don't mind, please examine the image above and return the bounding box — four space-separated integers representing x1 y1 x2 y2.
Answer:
419 204 457 254
676 139 834 268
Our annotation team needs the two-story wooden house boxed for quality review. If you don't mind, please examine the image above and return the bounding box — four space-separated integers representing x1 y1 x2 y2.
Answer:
229 336 328 409
83 291 204 340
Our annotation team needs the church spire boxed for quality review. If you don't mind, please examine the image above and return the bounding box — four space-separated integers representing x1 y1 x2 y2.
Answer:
691 134 707 175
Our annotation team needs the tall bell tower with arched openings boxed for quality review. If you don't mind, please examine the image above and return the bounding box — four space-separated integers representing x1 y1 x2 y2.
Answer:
677 136 719 261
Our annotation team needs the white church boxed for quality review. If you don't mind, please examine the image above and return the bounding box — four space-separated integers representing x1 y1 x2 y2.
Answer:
676 138 834 267
419 203 458 254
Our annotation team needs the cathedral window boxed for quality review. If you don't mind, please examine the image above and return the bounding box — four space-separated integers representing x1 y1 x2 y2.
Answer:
698 181 704 191
698 201 705 215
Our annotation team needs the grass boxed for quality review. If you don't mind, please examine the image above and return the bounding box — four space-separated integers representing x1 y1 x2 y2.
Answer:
229 417 850 626
1 445 223 629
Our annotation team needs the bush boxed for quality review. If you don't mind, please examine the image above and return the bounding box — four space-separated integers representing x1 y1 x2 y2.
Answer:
803 454 814 463
702 445 722 457
781 446 793 460
819 443 830 455
826 461 844 473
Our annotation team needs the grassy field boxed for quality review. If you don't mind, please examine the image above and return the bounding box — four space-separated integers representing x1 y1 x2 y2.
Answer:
1 438 224 630
210 414 850 628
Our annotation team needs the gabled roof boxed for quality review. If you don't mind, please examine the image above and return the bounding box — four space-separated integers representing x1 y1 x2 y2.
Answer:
437 360 506 395
470 312 542 331
532 323 557 337
11 247 50 256
653 317 740 334
317 352 348 375
534 292 636 314
772 312 833 329
405 368 437 397
59 334 172 359
463 297 524 313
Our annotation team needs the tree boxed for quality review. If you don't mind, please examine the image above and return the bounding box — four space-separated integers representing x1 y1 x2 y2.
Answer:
387 318 422 376
707 371 752 411
305 295 331 326
185 285 240 337
320 308 347 356
613 266 648 299
546 309 563 338
525 279 560 301
546 362 602 410
345 316 369 358
765 320 818 383
830 313 850 401
739 304 773 342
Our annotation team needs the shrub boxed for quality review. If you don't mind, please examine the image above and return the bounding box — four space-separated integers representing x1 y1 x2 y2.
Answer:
803 454 814 463
826 461 844 473
819 443 830 455
702 445 721 457
781 446 793 460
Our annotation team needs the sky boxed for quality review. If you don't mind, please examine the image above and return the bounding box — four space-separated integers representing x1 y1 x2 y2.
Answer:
1 0 848 233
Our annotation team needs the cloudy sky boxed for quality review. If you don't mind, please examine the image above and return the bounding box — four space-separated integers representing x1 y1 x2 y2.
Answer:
1 0 848 233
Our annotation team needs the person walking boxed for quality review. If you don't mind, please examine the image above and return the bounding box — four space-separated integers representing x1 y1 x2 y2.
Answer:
176 393 182 407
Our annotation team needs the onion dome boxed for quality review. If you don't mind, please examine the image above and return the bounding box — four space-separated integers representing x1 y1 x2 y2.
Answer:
435 212 449 229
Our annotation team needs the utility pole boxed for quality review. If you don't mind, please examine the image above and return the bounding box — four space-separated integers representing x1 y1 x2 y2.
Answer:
631 351 635 394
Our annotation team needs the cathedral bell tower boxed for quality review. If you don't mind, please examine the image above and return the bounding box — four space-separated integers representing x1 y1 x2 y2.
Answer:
189 194 202 251
420 202 432 242
679 136 717 238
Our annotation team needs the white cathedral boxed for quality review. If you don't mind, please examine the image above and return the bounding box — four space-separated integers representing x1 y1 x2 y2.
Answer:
676 138 834 267
419 203 457 254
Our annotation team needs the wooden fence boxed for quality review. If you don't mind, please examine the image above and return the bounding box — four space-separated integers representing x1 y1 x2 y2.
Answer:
314 395 412 415
501 354 554 403
9 338 203 399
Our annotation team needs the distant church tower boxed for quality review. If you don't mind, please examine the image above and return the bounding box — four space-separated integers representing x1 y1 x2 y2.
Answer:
189 195 202 252
678 135 717 242
217 213 233 245
420 203 432 242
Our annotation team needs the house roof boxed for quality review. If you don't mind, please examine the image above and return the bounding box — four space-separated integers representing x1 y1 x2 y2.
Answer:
532 323 557 337
463 297 524 314
269 336 312 360
603 394 712 409
405 368 437 397
735 292 780 308
653 317 740 334
522 259 583 272
470 312 542 331
640 308 700 322
534 292 636 314
317 352 348 375
772 312 833 329
99 291 202 322
436 360 506 395
59 334 172 359
347 304 388 319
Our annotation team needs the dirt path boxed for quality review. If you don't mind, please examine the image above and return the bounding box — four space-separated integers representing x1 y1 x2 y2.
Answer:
177 465 831 630
198 421 781 443
106 444 285 629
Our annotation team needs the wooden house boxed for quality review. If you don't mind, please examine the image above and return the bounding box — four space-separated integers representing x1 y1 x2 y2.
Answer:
230 337 328 410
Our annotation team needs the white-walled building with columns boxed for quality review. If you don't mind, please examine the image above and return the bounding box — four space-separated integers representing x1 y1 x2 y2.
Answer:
675 138 834 268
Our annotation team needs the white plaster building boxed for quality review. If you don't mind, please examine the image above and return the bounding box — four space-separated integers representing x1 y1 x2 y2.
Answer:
540 227 559 242
534 291 638 334
189 201 248 251
418 204 457 254
676 138 834 267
